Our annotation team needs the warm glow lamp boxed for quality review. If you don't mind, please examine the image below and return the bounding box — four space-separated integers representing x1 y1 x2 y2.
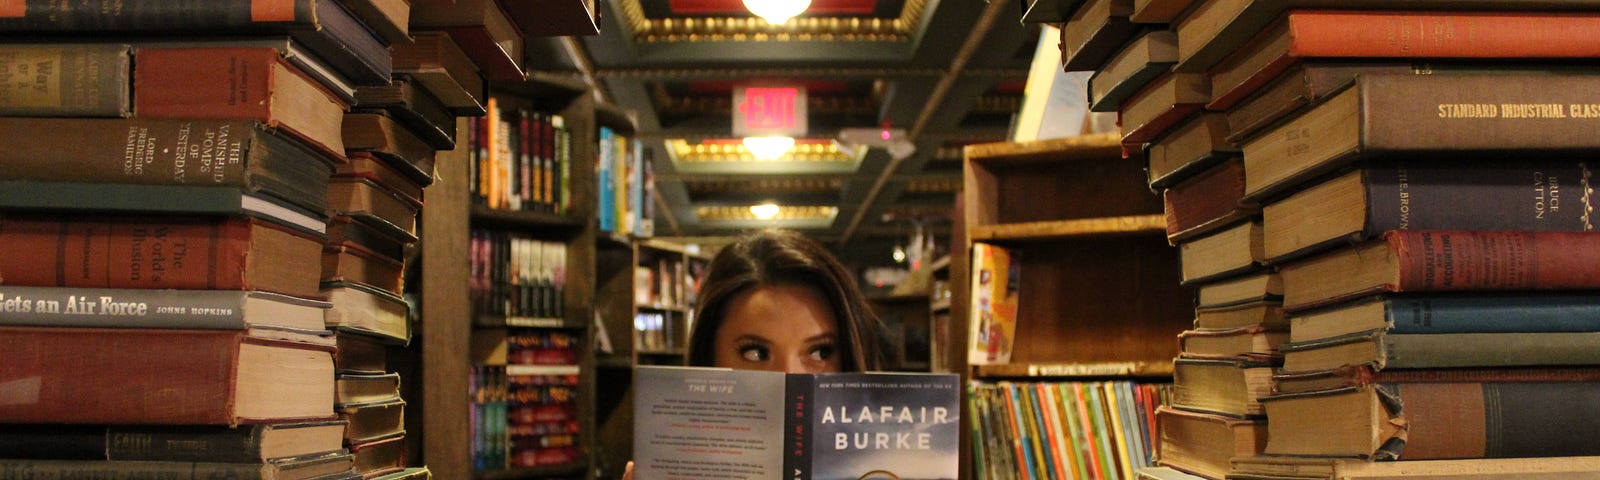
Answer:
742 136 795 160
750 203 781 220
742 0 811 24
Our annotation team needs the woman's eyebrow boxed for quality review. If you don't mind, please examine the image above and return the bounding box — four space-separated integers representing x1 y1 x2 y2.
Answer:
801 333 837 344
735 334 772 344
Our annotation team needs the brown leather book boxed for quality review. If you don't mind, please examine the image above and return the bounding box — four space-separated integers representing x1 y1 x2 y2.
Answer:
0 43 131 117
355 79 458 150
412 0 526 82
136 46 349 161
393 31 488 116
327 177 421 238
1163 157 1257 243
342 114 438 186
1118 72 1208 144
1155 406 1266 479
1061 0 1140 72
0 326 335 425
322 242 406 296
338 0 411 45
1144 112 1237 189
0 214 324 299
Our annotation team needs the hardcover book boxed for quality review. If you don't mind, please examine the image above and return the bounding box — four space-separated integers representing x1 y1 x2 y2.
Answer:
1278 230 1600 311
1089 30 1178 112
0 43 131 117
1207 10 1600 111
1272 365 1600 396
632 366 961 480
411 0 526 82
1155 406 1267 480
1261 381 1600 460
1262 159 1596 263
1061 0 1140 72
1179 219 1264 284
0 452 355 480
0 214 326 299
392 30 488 115
1144 112 1238 189
134 46 350 161
968 242 1021 365
1119 72 1209 143
355 78 458 150
327 176 421 237
0 117 336 215
1172 357 1276 418
0 285 331 341
322 281 411 345
342 116 437 187
1241 74 1600 202
1288 293 1600 344
0 181 329 237
1231 454 1600 480
0 421 347 462
0 326 336 425
1163 157 1257 243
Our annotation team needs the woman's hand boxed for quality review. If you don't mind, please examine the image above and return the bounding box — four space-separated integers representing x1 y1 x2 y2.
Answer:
623 461 634 480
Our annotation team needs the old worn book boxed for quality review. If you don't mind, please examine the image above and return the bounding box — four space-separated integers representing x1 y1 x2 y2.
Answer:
1172 357 1276 417
1164 157 1257 243
1278 230 1600 312
339 398 405 445
335 331 389 374
1180 219 1264 284
0 452 355 480
119 36 360 104
1119 72 1209 143
1195 299 1285 330
1090 30 1178 112
322 242 406 296
136 46 349 160
0 118 335 215
336 372 400 408
326 215 412 263
1207 10 1600 111
0 421 347 462
0 43 131 117
1156 406 1267 480
0 326 335 424
1168 0 1600 74
1231 454 1600 480
0 182 328 237
1263 160 1595 263
1180 325 1287 359
1281 328 1600 373
1273 365 1600 396
355 78 458 150
337 0 410 45
1197 271 1281 309
371 467 432 480
0 214 325 299
0 285 331 340
1289 293 1600 345
1145 112 1237 188
1242 74 1600 202
327 177 420 237
412 0 526 82
1261 381 1600 460
342 117 437 187
1140 466 1210 480
0 0 390 85
349 434 406 477
1062 0 1141 72
322 281 411 345
338 151 429 203
1225 61 1406 144
393 30 487 115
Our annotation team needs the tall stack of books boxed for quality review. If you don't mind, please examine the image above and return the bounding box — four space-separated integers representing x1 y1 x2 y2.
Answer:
0 1 394 477
1051 0 1600 478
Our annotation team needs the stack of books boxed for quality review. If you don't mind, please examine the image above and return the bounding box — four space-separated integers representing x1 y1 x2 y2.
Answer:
1052 0 1600 478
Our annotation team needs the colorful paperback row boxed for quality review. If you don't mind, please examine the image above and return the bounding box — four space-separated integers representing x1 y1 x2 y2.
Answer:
969 380 1169 480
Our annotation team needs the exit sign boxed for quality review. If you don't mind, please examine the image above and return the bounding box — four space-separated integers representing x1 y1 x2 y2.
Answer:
733 85 807 137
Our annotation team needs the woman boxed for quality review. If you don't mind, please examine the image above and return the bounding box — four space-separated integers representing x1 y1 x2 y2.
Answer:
624 228 891 479
686 228 891 373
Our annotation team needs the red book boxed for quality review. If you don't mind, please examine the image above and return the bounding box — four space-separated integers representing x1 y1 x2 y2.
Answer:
0 326 334 425
0 215 324 299
1162 157 1256 243
1280 230 1600 311
135 47 349 161
1209 10 1600 110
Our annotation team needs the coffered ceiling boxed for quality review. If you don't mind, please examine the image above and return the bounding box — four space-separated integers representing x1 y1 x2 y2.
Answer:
526 0 1039 259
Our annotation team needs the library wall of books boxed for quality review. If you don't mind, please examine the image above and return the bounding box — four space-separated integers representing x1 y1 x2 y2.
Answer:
4 0 1600 479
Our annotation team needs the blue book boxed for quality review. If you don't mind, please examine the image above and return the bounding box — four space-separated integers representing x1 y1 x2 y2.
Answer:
1291 293 1600 343
597 126 615 232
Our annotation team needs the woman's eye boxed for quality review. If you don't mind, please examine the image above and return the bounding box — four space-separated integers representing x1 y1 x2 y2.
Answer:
809 345 836 362
739 345 770 362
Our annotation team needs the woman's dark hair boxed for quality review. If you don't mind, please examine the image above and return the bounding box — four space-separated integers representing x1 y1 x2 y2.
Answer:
687 229 888 371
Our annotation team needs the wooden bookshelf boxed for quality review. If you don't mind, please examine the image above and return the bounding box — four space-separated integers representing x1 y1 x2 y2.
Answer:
420 76 602 479
958 132 1192 377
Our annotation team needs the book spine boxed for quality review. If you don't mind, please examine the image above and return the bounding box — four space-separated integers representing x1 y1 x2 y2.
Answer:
1288 11 1600 59
105 426 263 462
1383 332 1600 369
0 459 268 479
782 373 814 480
0 216 260 292
0 425 109 460
0 327 244 424
1364 160 1595 233
1390 381 1600 459
1388 230 1600 291
0 118 260 187
1384 294 1600 334
134 48 277 120
1163 157 1251 242
0 0 315 30
0 285 251 329
0 43 131 117
1364 74 1600 152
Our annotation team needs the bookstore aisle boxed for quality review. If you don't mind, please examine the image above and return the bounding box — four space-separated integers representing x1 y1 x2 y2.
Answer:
1009 0 1600 478
0 1 601 479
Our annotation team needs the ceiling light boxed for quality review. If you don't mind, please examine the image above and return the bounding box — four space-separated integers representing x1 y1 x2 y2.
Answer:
750 203 781 220
742 0 810 24
742 136 794 161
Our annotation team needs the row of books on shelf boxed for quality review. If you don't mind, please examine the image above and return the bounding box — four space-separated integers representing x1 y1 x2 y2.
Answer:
470 230 569 320
469 99 572 214
469 365 583 470
599 125 653 237
1043 0 1600 477
632 256 700 308
633 311 679 352
970 381 1168 480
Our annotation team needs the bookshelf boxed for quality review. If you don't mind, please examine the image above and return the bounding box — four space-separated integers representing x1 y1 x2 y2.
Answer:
419 76 601 479
592 237 711 478
956 132 1193 478
871 293 934 371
